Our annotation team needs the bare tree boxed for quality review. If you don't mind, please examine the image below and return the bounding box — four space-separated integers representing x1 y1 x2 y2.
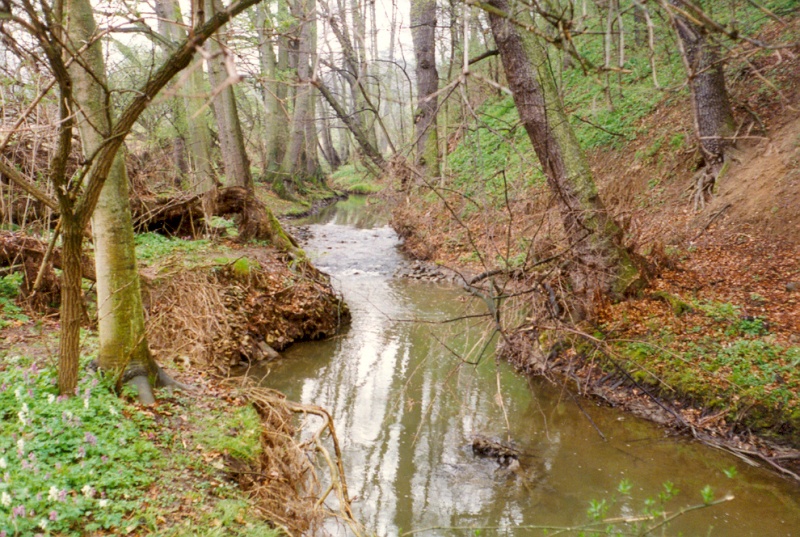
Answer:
484 0 645 318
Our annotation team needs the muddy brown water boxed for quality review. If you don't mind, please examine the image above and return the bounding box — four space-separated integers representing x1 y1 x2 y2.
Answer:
256 196 799 536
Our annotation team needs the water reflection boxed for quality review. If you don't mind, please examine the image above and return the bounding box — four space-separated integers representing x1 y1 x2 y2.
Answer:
260 197 800 536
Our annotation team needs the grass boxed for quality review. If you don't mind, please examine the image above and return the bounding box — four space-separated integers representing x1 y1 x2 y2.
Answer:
0 332 280 536
328 164 382 194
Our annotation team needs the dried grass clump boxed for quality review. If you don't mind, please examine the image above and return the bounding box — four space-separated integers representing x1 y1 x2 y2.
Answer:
237 385 367 537
145 252 349 373
145 265 244 370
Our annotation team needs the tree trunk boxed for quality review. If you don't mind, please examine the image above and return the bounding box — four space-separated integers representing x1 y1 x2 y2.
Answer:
57 220 82 395
670 0 735 164
487 0 644 318
410 0 440 176
256 3 283 174
318 92 342 169
205 0 254 190
280 0 321 186
314 78 386 171
155 0 216 197
65 0 160 397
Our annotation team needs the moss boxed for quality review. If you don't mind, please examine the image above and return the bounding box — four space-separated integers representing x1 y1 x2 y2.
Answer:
652 291 693 316
232 257 261 277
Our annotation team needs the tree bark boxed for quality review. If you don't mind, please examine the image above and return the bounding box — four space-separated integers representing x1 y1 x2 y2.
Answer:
670 0 735 165
205 0 254 190
410 0 440 176
256 3 284 174
281 0 320 184
486 0 644 318
57 220 82 395
155 0 216 197
65 0 160 393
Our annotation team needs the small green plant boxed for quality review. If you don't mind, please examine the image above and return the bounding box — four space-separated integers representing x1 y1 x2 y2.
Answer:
669 132 686 149
134 233 209 262
700 485 715 505
0 355 160 535
192 405 262 462
0 273 29 328
736 316 768 336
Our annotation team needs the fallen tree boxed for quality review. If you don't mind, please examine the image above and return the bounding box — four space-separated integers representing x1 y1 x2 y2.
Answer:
131 186 298 250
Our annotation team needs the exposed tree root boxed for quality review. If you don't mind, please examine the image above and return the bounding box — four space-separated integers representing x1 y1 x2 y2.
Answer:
220 382 367 536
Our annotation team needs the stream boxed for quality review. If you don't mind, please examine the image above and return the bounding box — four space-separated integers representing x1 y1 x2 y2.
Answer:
257 196 800 536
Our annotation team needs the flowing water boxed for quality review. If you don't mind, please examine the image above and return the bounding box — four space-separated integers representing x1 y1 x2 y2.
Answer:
258 196 799 536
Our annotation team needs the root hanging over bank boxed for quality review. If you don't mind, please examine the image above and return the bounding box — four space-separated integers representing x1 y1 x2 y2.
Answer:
233 385 366 536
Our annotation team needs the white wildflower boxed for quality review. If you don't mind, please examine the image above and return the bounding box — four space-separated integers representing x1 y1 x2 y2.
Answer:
17 438 25 453
108 406 118 416
0 457 6 469
1 492 10 507
21 403 29 414
18 411 26 425
47 394 55 404
39 519 48 530
14 387 21 399
48 486 59 501
98 499 109 507
83 398 89 409
81 484 94 498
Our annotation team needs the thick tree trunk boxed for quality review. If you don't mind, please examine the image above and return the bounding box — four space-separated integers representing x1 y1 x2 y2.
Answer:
487 0 644 318
65 0 160 395
205 0 254 190
410 0 440 176
281 0 319 184
670 0 735 164
669 0 735 207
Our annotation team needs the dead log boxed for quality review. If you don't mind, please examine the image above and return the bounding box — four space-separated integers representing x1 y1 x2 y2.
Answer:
0 231 97 310
471 435 520 467
0 231 97 282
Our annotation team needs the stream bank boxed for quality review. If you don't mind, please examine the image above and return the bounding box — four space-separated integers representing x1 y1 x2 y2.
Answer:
254 196 800 536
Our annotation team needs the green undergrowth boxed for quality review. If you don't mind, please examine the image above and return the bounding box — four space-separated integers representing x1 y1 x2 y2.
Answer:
606 297 800 444
328 164 382 194
0 273 29 329
0 341 279 536
442 0 792 206
134 233 214 265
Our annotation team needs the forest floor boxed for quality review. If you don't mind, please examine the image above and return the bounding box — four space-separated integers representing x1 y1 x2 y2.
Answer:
388 21 800 481
0 226 351 534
